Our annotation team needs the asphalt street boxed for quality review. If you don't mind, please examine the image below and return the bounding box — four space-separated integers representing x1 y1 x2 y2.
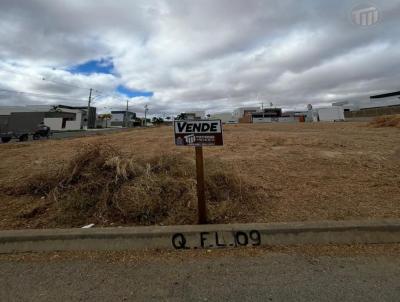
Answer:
0 127 131 144
0 246 399 302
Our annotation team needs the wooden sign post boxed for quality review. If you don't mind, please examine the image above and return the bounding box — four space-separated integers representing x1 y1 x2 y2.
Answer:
195 146 206 224
174 120 223 224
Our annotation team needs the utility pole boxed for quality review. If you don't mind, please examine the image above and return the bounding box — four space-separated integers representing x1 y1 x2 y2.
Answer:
124 99 129 127
261 101 264 119
144 105 149 127
86 88 93 129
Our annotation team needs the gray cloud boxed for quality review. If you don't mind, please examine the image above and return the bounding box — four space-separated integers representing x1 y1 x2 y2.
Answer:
0 0 399 115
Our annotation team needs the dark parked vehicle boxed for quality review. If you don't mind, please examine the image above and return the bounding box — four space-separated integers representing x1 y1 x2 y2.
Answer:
0 112 50 143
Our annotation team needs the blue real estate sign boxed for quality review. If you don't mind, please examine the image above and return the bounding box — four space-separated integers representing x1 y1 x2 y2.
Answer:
174 120 223 146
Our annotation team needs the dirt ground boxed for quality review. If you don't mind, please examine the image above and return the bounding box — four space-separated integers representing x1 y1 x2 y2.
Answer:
0 122 399 229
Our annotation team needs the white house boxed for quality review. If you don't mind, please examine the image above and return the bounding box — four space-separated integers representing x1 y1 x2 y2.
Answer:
0 104 95 131
316 107 345 122
111 111 137 127
176 111 206 120
209 113 238 124
233 107 259 119
332 91 400 112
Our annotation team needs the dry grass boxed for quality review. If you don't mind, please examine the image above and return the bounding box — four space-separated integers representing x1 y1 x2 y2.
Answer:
0 122 399 229
2 143 265 227
369 115 400 128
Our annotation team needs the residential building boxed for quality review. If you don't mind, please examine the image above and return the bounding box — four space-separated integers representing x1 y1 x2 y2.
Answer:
0 104 96 131
176 111 205 120
233 107 259 119
208 113 238 124
316 107 345 122
56 105 96 129
333 90 400 119
111 111 137 127
232 107 259 124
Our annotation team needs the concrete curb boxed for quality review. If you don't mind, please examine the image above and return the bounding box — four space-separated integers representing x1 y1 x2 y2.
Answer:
1 219 400 253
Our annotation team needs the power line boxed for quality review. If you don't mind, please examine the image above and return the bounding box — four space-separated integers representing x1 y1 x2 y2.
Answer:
41 77 91 91
0 88 86 102
96 90 125 100
1 66 136 107
42 76 103 94
0 66 102 92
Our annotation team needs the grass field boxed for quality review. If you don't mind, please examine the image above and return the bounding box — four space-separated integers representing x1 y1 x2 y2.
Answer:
0 122 399 229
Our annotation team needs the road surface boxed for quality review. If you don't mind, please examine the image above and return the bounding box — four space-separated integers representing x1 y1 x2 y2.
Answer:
0 127 132 144
0 245 399 301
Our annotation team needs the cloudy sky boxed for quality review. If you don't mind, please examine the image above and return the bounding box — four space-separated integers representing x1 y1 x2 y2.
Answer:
0 0 399 115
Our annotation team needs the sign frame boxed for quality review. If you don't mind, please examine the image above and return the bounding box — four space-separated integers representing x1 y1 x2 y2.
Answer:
173 119 223 147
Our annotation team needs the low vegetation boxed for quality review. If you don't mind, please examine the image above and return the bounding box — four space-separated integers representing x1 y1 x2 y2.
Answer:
4 144 265 227
1 123 399 230
369 115 400 128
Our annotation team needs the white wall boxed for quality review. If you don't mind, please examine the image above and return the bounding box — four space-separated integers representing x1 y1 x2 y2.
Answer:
233 107 259 118
111 113 125 122
192 111 205 119
306 110 319 122
65 111 82 130
333 96 400 112
317 107 345 122
44 115 82 131
44 118 63 130
58 109 84 129
65 120 81 130
0 106 84 131
253 117 298 123
96 119 107 128
209 113 238 124
181 111 206 119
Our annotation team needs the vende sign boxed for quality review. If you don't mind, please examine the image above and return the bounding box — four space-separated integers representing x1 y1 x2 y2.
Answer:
173 119 223 223
174 120 223 146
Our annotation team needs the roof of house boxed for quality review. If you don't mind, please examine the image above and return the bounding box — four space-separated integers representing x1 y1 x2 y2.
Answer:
56 105 95 110
111 111 136 114
370 91 400 99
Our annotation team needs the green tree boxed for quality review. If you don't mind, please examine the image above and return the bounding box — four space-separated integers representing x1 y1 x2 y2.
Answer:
152 117 164 125
175 113 185 120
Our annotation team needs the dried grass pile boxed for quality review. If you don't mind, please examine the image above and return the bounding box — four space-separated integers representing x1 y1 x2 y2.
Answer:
9 144 265 227
369 115 400 128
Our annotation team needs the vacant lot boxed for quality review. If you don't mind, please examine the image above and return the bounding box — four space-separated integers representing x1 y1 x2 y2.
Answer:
0 122 399 229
